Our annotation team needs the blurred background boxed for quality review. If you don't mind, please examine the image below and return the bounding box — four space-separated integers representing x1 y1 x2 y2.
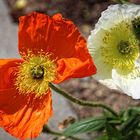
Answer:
5 0 140 38
1 0 140 139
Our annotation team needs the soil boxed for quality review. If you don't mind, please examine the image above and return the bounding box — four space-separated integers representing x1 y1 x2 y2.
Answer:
5 0 140 118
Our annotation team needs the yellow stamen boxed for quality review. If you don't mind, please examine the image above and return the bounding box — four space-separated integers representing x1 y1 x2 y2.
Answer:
15 51 56 97
100 21 139 75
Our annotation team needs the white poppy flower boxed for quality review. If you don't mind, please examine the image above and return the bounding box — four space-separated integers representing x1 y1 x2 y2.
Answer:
88 4 140 99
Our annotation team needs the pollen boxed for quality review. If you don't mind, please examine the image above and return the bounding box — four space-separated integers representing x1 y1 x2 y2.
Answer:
15 51 56 97
101 21 139 75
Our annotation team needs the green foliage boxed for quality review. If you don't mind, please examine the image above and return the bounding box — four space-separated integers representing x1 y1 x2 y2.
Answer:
63 117 106 136
63 107 140 140
95 135 109 140
119 108 140 140
106 123 121 139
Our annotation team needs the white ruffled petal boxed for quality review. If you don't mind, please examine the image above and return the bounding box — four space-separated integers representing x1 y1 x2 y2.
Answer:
99 79 119 90
95 4 140 31
88 28 112 80
88 4 140 99
112 69 140 99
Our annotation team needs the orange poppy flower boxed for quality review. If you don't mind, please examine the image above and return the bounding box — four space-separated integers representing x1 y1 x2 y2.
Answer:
0 12 96 139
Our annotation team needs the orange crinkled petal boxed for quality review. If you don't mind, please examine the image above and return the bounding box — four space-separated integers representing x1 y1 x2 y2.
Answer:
0 59 53 139
18 12 51 55
55 57 95 83
18 12 96 82
0 89 52 139
0 59 23 90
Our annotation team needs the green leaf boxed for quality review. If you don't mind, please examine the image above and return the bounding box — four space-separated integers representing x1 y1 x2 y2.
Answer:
95 135 109 140
103 110 121 125
136 129 140 136
106 123 122 140
120 114 140 135
121 107 140 120
63 117 106 136
118 0 128 3
108 119 121 125
128 107 140 116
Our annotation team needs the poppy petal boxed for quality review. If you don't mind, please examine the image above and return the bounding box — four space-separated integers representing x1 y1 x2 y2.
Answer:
0 59 53 139
51 14 96 82
18 12 80 57
18 12 96 82
0 59 23 90
18 12 52 56
54 57 96 83
0 89 52 139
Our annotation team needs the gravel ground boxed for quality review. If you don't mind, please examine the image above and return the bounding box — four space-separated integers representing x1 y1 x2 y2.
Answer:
60 78 140 118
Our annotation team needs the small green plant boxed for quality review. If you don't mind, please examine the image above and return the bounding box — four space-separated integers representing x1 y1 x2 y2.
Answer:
62 107 140 140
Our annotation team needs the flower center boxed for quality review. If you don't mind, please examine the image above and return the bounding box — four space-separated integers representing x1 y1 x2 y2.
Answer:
15 52 56 97
31 65 44 79
117 41 130 54
100 21 139 75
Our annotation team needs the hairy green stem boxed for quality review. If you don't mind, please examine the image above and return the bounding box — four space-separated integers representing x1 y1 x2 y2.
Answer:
43 125 84 140
49 83 118 117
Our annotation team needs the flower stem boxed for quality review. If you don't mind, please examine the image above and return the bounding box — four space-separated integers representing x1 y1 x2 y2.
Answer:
49 83 118 117
43 125 84 140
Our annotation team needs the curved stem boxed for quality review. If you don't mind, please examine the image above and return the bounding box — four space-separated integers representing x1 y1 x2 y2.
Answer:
43 125 84 140
49 83 118 117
